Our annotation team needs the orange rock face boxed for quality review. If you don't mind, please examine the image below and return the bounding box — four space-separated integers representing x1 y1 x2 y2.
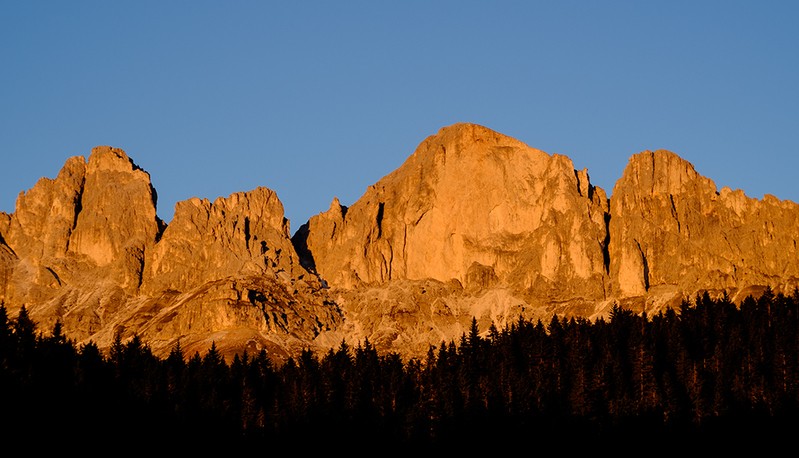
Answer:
2 125 798 361
294 123 610 305
142 187 301 294
0 147 337 361
609 150 799 311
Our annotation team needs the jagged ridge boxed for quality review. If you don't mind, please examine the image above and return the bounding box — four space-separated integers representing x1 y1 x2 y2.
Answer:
2 125 798 362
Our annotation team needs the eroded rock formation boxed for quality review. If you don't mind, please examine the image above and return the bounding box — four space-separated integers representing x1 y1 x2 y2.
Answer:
294 123 611 312
2 124 798 362
142 187 301 294
609 150 799 311
0 146 339 362
296 125 799 356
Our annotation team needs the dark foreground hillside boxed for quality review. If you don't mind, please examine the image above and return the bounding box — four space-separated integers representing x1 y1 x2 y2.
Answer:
3 289 799 454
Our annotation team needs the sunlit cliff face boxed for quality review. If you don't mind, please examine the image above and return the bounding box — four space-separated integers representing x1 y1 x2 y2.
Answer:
2 124 798 362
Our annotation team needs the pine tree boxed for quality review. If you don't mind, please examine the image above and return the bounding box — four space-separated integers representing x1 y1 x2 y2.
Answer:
13 305 37 360
0 304 12 375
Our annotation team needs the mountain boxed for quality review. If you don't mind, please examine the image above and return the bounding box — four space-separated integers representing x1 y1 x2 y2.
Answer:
609 149 799 307
2 124 798 362
0 147 339 362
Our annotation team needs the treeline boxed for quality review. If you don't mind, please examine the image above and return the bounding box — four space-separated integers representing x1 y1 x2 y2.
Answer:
3 289 799 452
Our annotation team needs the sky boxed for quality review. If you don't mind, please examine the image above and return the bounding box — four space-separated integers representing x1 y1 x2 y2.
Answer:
1 1 797 236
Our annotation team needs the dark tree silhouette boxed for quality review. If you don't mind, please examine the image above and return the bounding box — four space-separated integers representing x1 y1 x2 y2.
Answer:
3 293 799 452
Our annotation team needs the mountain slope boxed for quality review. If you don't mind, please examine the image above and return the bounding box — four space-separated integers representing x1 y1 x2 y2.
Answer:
1 124 797 361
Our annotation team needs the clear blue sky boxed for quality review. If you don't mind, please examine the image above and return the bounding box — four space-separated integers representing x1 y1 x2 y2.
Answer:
2 1 797 235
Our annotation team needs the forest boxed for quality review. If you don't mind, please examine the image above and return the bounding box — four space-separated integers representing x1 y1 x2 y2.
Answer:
2 289 799 454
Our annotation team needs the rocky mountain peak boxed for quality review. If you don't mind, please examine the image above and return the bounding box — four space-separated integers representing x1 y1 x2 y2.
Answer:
6 155 86 263
4 146 160 269
0 147 163 325
2 125 798 362
415 122 534 155
295 123 611 311
142 186 301 294
614 149 716 198
609 150 799 307
88 146 144 173
68 146 161 267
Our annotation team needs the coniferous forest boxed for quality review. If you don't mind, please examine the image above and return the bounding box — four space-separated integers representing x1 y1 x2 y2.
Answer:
3 289 799 454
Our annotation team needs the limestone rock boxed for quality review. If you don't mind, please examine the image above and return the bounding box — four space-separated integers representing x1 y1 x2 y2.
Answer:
0 146 336 361
1 147 163 311
294 123 611 309
0 239 14 304
609 150 799 312
6 156 85 264
3 127 799 363
76 274 341 363
316 278 551 360
0 211 10 238
143 187 302 294
68 146 162 289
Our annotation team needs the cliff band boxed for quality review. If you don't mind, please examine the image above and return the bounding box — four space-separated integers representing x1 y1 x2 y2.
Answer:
2 124 797 361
